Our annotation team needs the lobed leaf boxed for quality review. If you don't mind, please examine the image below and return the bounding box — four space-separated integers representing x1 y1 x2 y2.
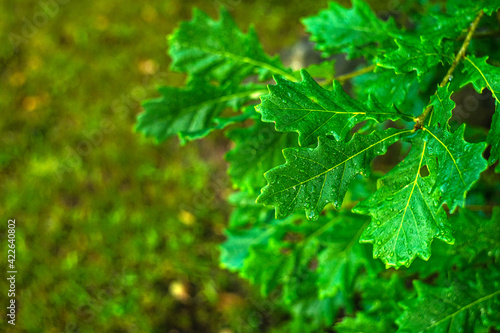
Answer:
378 37 453 76
136 80 264 143
168 8 293 83
397 267 500 332
302 0 399 59
356 126 487 267
422 126 488 211
257 128 411 220
354 134 454 268
426 84 455 129
257 70 410 146
462 55 500 103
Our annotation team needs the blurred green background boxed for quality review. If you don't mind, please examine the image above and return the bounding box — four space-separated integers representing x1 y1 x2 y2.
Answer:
0 0 354 332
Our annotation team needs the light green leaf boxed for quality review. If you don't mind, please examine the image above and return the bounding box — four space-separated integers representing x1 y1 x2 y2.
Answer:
462 55 500 103
378 37 453 76
397 268 500 332
168 8 294 83
136 79 263 143
426 84 455 129
257 128 411 220
423 126 488 211
226 121 298 193
488 103 500 172
354 133 454 268
257 70 410 146
302 0 399 58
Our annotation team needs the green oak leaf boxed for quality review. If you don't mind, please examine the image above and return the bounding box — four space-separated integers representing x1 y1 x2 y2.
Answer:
354 133 454 268
355 126 486 267
462 56 500 103
426 84 455 129
168 8 294 83
488 103 500 172
136 79 263 144
302 0 399 59
226 120 298 193
397 268 500 332
423 125 488 211
257 128 411 220
257 70 410 146
378 37 453 76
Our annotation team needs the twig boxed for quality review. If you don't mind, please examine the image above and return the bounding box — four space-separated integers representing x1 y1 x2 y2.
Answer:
414 10 484 129
335 64 376 83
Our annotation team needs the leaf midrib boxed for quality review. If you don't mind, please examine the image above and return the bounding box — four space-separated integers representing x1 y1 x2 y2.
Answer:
177 43 297 82
424 288 500 331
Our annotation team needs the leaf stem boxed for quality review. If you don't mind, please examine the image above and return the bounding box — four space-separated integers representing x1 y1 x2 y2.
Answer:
414 10 484 129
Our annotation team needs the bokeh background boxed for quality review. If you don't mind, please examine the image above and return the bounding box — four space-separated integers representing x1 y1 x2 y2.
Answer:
0 0 347 332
